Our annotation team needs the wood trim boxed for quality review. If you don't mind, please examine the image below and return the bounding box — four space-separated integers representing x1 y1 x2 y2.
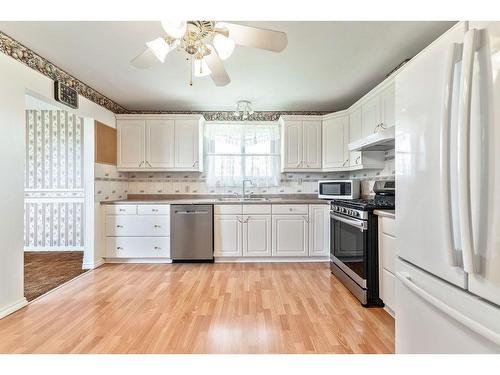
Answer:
94 121 117 165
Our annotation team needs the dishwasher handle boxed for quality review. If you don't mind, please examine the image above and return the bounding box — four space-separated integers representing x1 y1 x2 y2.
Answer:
174 210 210 215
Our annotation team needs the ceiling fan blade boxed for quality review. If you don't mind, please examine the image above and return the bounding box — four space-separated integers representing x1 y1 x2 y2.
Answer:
221 22 288 52
205 47 231 87
130 48 159 69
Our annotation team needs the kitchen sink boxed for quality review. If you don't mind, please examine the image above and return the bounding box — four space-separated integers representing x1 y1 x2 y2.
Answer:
216 197 270 202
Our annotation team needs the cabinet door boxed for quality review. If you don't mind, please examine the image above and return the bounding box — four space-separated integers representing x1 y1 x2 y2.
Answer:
282 120 303 169
145 120 175 168
349 107 363 167
361 95 381 138
302 120 322 169
214 215 242 256
117 120 145 169
174 120 200 169
308 205 330 256
243 215 272 257
380 82 395 129
322 116 348 169
272 215 308 256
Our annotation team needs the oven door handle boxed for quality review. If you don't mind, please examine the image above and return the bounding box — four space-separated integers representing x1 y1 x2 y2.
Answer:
330 212 367 231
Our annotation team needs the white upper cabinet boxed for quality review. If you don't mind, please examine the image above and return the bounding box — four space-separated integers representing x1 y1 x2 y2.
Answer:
117 120 145 169
146 120 175 169
282 120 303 169
348 107 363 167
322 113 349 171
302 120 322 169
174 119 201 170
380 82 395 129
280 116 322 171
361 82 395 137
116 115 204 171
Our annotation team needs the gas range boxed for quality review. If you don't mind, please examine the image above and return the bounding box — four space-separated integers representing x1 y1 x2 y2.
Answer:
331 195 395 214
328 180 395 307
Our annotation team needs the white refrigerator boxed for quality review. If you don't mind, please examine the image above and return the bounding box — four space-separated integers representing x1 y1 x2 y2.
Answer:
395 21 500 353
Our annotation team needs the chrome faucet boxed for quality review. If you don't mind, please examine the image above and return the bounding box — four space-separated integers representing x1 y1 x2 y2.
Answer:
242 179 254 200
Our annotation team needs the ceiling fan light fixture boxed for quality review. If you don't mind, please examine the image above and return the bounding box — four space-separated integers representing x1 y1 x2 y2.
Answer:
161 20 187 39
146 37 171 62
194 58 212 77
213 34 235 60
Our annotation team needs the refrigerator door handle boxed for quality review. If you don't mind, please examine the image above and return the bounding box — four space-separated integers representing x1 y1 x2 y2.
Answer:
397 272 500 346
441 42 463 267
457 28 479 274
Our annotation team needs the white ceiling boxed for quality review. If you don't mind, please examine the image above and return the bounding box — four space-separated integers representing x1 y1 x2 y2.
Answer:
0 21 455 112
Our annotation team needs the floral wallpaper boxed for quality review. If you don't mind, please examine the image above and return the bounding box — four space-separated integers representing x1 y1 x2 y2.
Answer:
24 110 85 249
0 31 127 114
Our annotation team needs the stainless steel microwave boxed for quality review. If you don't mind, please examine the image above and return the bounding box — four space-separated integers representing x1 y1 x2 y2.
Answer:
318 180 360 199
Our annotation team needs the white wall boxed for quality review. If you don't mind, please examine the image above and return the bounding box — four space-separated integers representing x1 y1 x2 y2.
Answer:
0 52 115 318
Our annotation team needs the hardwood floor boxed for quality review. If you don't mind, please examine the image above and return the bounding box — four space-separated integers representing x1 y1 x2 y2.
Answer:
0 263 394 354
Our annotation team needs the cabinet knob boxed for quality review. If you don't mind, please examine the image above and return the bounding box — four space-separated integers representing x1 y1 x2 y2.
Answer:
154 246 161 250
154 224 161 228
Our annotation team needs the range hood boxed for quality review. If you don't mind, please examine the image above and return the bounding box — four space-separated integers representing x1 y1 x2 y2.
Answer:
348 126 395 151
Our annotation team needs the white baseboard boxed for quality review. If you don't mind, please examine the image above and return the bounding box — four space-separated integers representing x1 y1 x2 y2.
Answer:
384 305 396 318
214 256 330 263
0 298 28 320
82 257 105 269
105 258 173 264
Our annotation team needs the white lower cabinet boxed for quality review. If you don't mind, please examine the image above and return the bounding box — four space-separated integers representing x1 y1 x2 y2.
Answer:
308 205 330 256
378 214 397 315
243 215 272 257
214 204 329 259
214 214 243 256
272 215 309 256
106 237 170 258
105 204 170 260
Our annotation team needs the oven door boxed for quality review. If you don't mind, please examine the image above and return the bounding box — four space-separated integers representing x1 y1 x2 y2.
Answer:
330 212 368 288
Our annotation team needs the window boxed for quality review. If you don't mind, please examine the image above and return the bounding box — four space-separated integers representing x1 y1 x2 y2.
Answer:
204 122 280 187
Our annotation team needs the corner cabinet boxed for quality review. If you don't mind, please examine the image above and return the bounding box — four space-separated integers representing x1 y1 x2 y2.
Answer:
116 114 204 172
280 116 322 171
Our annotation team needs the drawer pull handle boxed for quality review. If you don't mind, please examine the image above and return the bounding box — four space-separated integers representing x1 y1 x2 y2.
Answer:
152 209 159 212
154 225 161 228
154 246 161 250
116 225 124 228
119 209 126 212
116 247 123 250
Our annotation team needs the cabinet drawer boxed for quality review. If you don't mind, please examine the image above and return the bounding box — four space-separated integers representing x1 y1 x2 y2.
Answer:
272 204 308 215
106 237 170 258
137 204 170 215
380 232 396 274
381 269 396 311
106 215 170 237
243 204 271 215
214 204 242 215
379 216 396 237
105 205 137 215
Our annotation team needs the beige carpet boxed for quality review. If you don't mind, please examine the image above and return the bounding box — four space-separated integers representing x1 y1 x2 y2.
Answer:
24 251 86 301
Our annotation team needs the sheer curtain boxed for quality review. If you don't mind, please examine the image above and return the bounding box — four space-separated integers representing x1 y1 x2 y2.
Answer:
205 122 280 187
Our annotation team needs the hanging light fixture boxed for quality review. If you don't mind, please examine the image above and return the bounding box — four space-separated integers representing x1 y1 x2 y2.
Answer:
234 100 254 120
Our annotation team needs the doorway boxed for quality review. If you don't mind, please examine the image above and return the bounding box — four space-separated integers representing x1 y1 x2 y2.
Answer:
23 95 87 301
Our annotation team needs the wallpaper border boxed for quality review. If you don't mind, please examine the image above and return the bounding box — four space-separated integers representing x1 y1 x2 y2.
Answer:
0 30 331 119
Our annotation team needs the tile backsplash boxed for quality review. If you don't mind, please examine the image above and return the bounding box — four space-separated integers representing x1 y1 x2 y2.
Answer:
94 151 395 202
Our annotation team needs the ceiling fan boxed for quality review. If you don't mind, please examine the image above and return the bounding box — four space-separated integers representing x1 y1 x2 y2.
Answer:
131 21 288 87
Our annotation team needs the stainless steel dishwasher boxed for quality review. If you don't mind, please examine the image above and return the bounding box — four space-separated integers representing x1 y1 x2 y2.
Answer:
170 204 213 262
